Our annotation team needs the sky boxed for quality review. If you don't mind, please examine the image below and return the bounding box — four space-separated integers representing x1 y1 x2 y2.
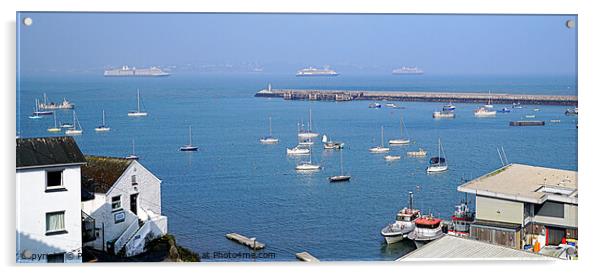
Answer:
16 13 577 75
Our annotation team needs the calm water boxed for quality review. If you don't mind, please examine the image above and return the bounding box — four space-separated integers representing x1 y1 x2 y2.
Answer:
17 73 577 261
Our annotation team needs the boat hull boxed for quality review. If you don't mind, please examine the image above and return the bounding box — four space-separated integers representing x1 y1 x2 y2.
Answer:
287 148 310 155
384 234 404 245
385 156 401 161
369 147 390 153
329 175 351 182
260 138 279 144
296 165 321 171
427 165 448 173
95 127 110 132
47 128 61 133
180 146 199 151
65 130 82 135
128 112 148 117
298 132 319 139
389 139 410 145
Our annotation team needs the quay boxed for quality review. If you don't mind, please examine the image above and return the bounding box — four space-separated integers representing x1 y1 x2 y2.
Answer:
255 87 577 106
509 121 546 126
225 233 265 250
295 252 320 262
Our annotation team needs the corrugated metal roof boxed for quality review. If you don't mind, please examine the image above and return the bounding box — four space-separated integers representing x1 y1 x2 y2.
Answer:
398 235 550 260
16 137 86 169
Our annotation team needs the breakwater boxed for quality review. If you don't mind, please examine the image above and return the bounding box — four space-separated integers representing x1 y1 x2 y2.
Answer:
255 88 577 106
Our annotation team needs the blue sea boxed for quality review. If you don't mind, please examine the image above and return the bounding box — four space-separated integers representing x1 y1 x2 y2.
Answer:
17 73 577 261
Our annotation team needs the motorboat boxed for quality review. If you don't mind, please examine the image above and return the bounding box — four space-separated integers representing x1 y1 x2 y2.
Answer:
407 215 445 248
447 200 475 237
442 102 456 111
369 103 382 109
474 107 496 117
381 192 421 244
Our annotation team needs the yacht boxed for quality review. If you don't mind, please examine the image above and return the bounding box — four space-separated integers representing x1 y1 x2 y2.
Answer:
60 122 73 128
384 155 401 161
407 215 445 248
328 150 351 182
295 148 320 171
474 107 497 117
389 116 410 145
298 109 319 139
125 139 139 160
33 99 54 116
369 126 390 153
381 192 421 244
322 134 345 149
298 139 314 146
28 99 43 119
179 126 199 151
426 139 447 173
47 112 61 133
128 89 148 117
432 111 456 118
259 116 279 144
287 146 310 155
94 110 111 132
65 111 83 135
484 90 494 108
565 107 578 116
368 103 382 109
407 148 427 157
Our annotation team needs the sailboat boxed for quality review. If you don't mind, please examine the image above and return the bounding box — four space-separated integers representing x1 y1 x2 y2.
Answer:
47 112 61 132
65 111 83 135
259 116 279 144
329 150 351 182
298 109 319 139
369 126 390 153
128 89 148 117
426 138 448 173
33 98 53 116
126 139 139 160
295 146 321 171
29 99 43 119
94 110 110 132
389 116 411 145
180 126 199 151
323 134 345 149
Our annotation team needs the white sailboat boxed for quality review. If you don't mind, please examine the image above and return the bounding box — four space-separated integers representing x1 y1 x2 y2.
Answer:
29 99 42 119
389 116 411 145
259 116 279 144
295 147 321 171
47 112 61 132
369 126 390 153
329 150 351 182
426 139 448 173
180 126 199 151
287 146 310 155
126 139 139 160
385 155 401 161
298 109 319 139
94 110 111 132
65 111 83 135
128 89 148 117
484 90 494 109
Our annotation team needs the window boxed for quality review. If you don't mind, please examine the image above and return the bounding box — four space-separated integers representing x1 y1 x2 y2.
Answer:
131 175 137 185
111 195 122 210
46 170 64 189
535 201 565 218
45 211 66 234
47 253 65 263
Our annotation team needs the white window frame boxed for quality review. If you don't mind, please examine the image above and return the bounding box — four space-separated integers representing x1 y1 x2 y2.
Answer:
111 195 122 211
45 169 65 190
45 211 66 234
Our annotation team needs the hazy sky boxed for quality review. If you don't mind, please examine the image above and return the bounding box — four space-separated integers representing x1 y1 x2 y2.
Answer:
17 13 577 75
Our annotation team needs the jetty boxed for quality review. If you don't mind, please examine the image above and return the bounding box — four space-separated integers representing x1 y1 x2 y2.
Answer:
225 233 265 250
255 88 577 106
295 252 320 262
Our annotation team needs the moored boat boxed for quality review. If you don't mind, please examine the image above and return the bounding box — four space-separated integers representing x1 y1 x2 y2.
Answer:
447 201 475 237
287 146 310 155
328 150 351 182
426 139 447 173
407 215 445 248
381 192 421 244
125 139 139 160
442 102 456 111
298 109 319 138
565 107 578 116
384 155 401 161
432 111 455 119
94 110 111 132
179 126 199 151
64 110 83 135
259 116 279 144
295 147 320 171
368 103 382 109
369 126 390 153
474 107 497 117
47 112 61 133
127 89 148 117
407 148 427 157
389 116 411 145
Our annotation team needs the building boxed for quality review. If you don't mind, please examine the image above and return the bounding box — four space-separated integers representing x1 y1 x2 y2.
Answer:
457 163 577 250
16 137 86 263
80 155 167 257
398 235 549 261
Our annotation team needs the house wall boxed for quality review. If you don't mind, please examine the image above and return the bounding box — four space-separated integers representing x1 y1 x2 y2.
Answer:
532 203 578 228
16 166 83 263
476 196 524 225
81 161 163 253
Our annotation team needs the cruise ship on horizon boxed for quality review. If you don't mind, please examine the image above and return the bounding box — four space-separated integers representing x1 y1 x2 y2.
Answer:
296 66 339 77
392 66 424 75
104 65 170 77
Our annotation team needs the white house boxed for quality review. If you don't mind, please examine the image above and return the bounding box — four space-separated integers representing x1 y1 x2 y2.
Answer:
81 155 167 257
16 137 86 263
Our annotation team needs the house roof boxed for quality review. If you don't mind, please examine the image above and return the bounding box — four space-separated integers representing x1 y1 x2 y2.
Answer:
81 155 133 194
16 137 86 169
457 164 577 204
398 235 549 260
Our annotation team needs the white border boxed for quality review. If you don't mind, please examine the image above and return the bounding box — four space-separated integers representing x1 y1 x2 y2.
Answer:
1 0 599 275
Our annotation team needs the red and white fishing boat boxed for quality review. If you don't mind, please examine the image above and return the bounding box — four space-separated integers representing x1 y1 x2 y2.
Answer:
447 201 475 237
407 215 444 248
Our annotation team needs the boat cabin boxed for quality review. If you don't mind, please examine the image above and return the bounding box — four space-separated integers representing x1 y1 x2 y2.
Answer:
429 157 446 166
396 208 421 222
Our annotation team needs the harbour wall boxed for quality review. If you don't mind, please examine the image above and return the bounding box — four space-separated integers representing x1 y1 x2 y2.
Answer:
255 89 578 106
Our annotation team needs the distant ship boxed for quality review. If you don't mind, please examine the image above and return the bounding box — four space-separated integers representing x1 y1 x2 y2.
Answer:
104 65 170 77
296 66 339 77
392 66 424 75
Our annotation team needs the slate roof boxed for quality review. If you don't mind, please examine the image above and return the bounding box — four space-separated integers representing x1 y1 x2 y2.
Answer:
16 137 86 169
81 155 133 194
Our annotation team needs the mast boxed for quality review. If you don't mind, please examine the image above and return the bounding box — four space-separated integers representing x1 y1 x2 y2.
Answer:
132 139 136 155
409 192 414 210
188 125 193 145
400 116 403 138
309 109 312 131
381 126 384 147
102 110 106 126
43 93 48 105
268 117 272 136
136 89 141 112
72 111 76 129
438 138 441 161
339 149 344 175
53 112 57 127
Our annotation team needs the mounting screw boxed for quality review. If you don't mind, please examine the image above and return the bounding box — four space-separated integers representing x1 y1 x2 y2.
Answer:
23 17 33 26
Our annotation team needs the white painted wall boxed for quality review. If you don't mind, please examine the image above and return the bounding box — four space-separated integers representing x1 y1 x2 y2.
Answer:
16 165 83 263
476 196 524 225
81 160 165 253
